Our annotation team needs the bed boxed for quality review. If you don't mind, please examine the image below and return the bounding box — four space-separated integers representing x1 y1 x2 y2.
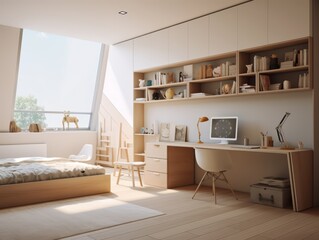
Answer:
0 144 110 209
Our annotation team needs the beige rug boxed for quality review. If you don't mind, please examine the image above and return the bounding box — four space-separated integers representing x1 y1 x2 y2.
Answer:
0 195 163 240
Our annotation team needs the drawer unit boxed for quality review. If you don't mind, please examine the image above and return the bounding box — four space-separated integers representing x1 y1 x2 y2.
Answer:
145 157 167 173
145 171 168 188
145 143 167 159
250 184 292 208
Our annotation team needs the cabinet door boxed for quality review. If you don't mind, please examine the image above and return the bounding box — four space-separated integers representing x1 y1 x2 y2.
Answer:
134 34 153 71
134 29 168 71
268 0 310 44
151 29 169 68
188 16 209 60
209 6 237 55
168 23 188 64
238 0 268 50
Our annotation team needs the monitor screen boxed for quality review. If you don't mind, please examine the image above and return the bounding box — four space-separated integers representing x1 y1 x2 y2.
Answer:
210 116 238 144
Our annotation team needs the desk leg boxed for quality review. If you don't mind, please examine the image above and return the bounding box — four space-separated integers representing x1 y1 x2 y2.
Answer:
288 151 313 212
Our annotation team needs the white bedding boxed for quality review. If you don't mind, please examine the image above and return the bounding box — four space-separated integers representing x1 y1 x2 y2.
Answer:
0 157 105 185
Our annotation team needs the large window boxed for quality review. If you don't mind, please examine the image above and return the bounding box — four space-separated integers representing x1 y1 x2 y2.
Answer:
14 29 103 130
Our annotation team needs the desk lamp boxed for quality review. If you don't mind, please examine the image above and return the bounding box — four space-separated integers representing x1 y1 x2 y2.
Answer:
276 112 294 149
197 116 209 144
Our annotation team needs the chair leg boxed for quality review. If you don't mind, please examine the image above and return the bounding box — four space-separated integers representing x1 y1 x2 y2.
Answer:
221 172 238 200
113 164 118 176
192 171 208 199
137 167 143 187
117 165 122 184
212 174 217 204
131 165 135 187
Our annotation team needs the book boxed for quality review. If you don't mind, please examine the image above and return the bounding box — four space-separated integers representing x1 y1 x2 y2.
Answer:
260 75 270 91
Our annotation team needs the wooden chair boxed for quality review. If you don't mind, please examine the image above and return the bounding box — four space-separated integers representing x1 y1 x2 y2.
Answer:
192 147 237 203
113 123 145 187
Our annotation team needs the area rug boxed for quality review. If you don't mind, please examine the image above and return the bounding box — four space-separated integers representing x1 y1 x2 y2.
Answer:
0 195 163 240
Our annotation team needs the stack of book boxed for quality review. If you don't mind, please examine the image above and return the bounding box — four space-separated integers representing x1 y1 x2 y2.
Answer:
259 177 290 188
239 84 255 93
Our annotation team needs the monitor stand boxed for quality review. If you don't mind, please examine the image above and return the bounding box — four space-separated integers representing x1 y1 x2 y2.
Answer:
218 140 229 144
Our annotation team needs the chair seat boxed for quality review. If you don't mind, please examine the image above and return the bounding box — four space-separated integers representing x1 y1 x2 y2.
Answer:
115 161 146 187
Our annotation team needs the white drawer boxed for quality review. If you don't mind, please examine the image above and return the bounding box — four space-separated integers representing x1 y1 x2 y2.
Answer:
145 157 167 173
144 170 167 188
145 143 167 159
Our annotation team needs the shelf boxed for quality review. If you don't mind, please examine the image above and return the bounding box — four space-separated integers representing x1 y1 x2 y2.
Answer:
192 75 236 83
135 153 145 157
258 87 312 94
134 133 157 136
259 65 308 75
147 81 187 89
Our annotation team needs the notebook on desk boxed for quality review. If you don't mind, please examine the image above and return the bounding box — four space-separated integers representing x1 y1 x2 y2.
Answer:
230 145 260 149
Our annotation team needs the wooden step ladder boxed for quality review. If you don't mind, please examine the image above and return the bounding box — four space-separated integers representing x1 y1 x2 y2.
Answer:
95 132 113 166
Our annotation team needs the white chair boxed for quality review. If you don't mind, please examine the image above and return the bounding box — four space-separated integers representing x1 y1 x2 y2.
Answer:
193 147 237 204
68 144 93 161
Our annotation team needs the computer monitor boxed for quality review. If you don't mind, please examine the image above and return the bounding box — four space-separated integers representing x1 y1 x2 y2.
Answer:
210 116 238 144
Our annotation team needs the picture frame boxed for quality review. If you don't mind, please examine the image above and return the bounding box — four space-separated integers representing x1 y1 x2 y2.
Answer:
159 123 175 142
175 125 187 142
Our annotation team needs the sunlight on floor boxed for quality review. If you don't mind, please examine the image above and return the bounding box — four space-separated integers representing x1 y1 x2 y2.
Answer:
55 198 125 214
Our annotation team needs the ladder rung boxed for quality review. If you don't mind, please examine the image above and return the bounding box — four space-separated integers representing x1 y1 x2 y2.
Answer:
96 154 111 158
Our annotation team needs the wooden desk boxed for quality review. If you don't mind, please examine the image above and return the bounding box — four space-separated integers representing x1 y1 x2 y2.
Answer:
145 142 313 212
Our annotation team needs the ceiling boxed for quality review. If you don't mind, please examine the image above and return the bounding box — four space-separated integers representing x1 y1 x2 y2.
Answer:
0 0 249 44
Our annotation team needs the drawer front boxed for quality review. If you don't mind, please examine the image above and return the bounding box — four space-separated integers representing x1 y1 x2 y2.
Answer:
145 143 167 159
145 157 167 173
144 171 167 188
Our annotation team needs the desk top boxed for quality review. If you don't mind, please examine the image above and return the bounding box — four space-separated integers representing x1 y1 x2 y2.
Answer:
148 141 312 155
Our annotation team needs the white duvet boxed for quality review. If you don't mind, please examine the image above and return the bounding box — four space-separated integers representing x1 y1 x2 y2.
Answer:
0 157 105 185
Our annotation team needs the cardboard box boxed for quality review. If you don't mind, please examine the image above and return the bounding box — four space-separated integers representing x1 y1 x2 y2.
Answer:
250 184 292 208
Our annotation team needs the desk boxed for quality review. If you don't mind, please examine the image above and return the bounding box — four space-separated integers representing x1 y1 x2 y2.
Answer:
145 142 313 212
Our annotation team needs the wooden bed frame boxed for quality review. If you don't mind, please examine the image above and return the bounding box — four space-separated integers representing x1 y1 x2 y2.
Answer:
0 144 111 209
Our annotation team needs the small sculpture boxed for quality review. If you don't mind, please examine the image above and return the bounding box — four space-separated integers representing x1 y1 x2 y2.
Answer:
139 79 145 88
62 111 79 130
246 64 253 73
9 120 21 132
213 66 221 77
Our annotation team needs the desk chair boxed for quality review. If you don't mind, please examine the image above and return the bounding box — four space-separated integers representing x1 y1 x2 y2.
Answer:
193 147 237 204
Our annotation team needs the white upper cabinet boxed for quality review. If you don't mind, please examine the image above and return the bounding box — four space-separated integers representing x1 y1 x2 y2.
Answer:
238 0 268 50
134 29 168 71
209 6 238 55
268 0 310 44
168 23 188 64
188 16 209 60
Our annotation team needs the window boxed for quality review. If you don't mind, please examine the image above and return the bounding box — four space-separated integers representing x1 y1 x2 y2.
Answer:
14 29 103 130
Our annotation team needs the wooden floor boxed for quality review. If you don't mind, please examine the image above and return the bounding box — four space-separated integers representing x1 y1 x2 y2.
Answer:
63 168 319 240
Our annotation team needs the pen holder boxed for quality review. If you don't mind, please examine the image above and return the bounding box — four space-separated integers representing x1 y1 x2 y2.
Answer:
261 136 273 148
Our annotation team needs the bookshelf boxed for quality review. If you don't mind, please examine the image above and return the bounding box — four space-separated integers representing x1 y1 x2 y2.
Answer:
133 37 312 161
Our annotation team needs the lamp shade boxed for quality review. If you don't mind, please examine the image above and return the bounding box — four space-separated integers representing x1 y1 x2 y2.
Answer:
198 116 209 123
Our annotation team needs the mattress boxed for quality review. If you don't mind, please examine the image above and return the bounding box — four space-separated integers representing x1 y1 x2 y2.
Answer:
0 157 105 185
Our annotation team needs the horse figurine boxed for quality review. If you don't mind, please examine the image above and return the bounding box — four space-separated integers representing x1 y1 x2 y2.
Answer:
62 111 79 130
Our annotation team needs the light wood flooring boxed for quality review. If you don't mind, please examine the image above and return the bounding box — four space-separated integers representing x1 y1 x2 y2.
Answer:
63 168 319 240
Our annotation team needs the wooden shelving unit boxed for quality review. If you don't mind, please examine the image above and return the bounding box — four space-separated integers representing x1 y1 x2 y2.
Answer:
133 37 312 161
95 132 113 166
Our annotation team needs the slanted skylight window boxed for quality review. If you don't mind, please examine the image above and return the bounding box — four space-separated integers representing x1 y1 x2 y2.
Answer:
14 29 103 131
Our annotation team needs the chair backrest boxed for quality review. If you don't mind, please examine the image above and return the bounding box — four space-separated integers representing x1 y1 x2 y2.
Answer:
194 147 232 172
69 144 93 161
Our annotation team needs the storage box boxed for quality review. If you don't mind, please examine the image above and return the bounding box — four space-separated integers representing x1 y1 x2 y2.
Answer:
250 184 292 208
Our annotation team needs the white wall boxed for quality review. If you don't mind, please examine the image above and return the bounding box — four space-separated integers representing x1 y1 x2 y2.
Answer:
0 131 97 160
145 92 313 148
103 41 133 126
0 25 21 132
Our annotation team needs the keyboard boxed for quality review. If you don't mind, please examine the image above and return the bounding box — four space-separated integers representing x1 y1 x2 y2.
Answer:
230 145 260 149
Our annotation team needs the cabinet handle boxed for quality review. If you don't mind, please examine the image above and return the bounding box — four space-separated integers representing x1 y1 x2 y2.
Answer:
154 144 161 147
154 159 161 162
151 172 160 176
